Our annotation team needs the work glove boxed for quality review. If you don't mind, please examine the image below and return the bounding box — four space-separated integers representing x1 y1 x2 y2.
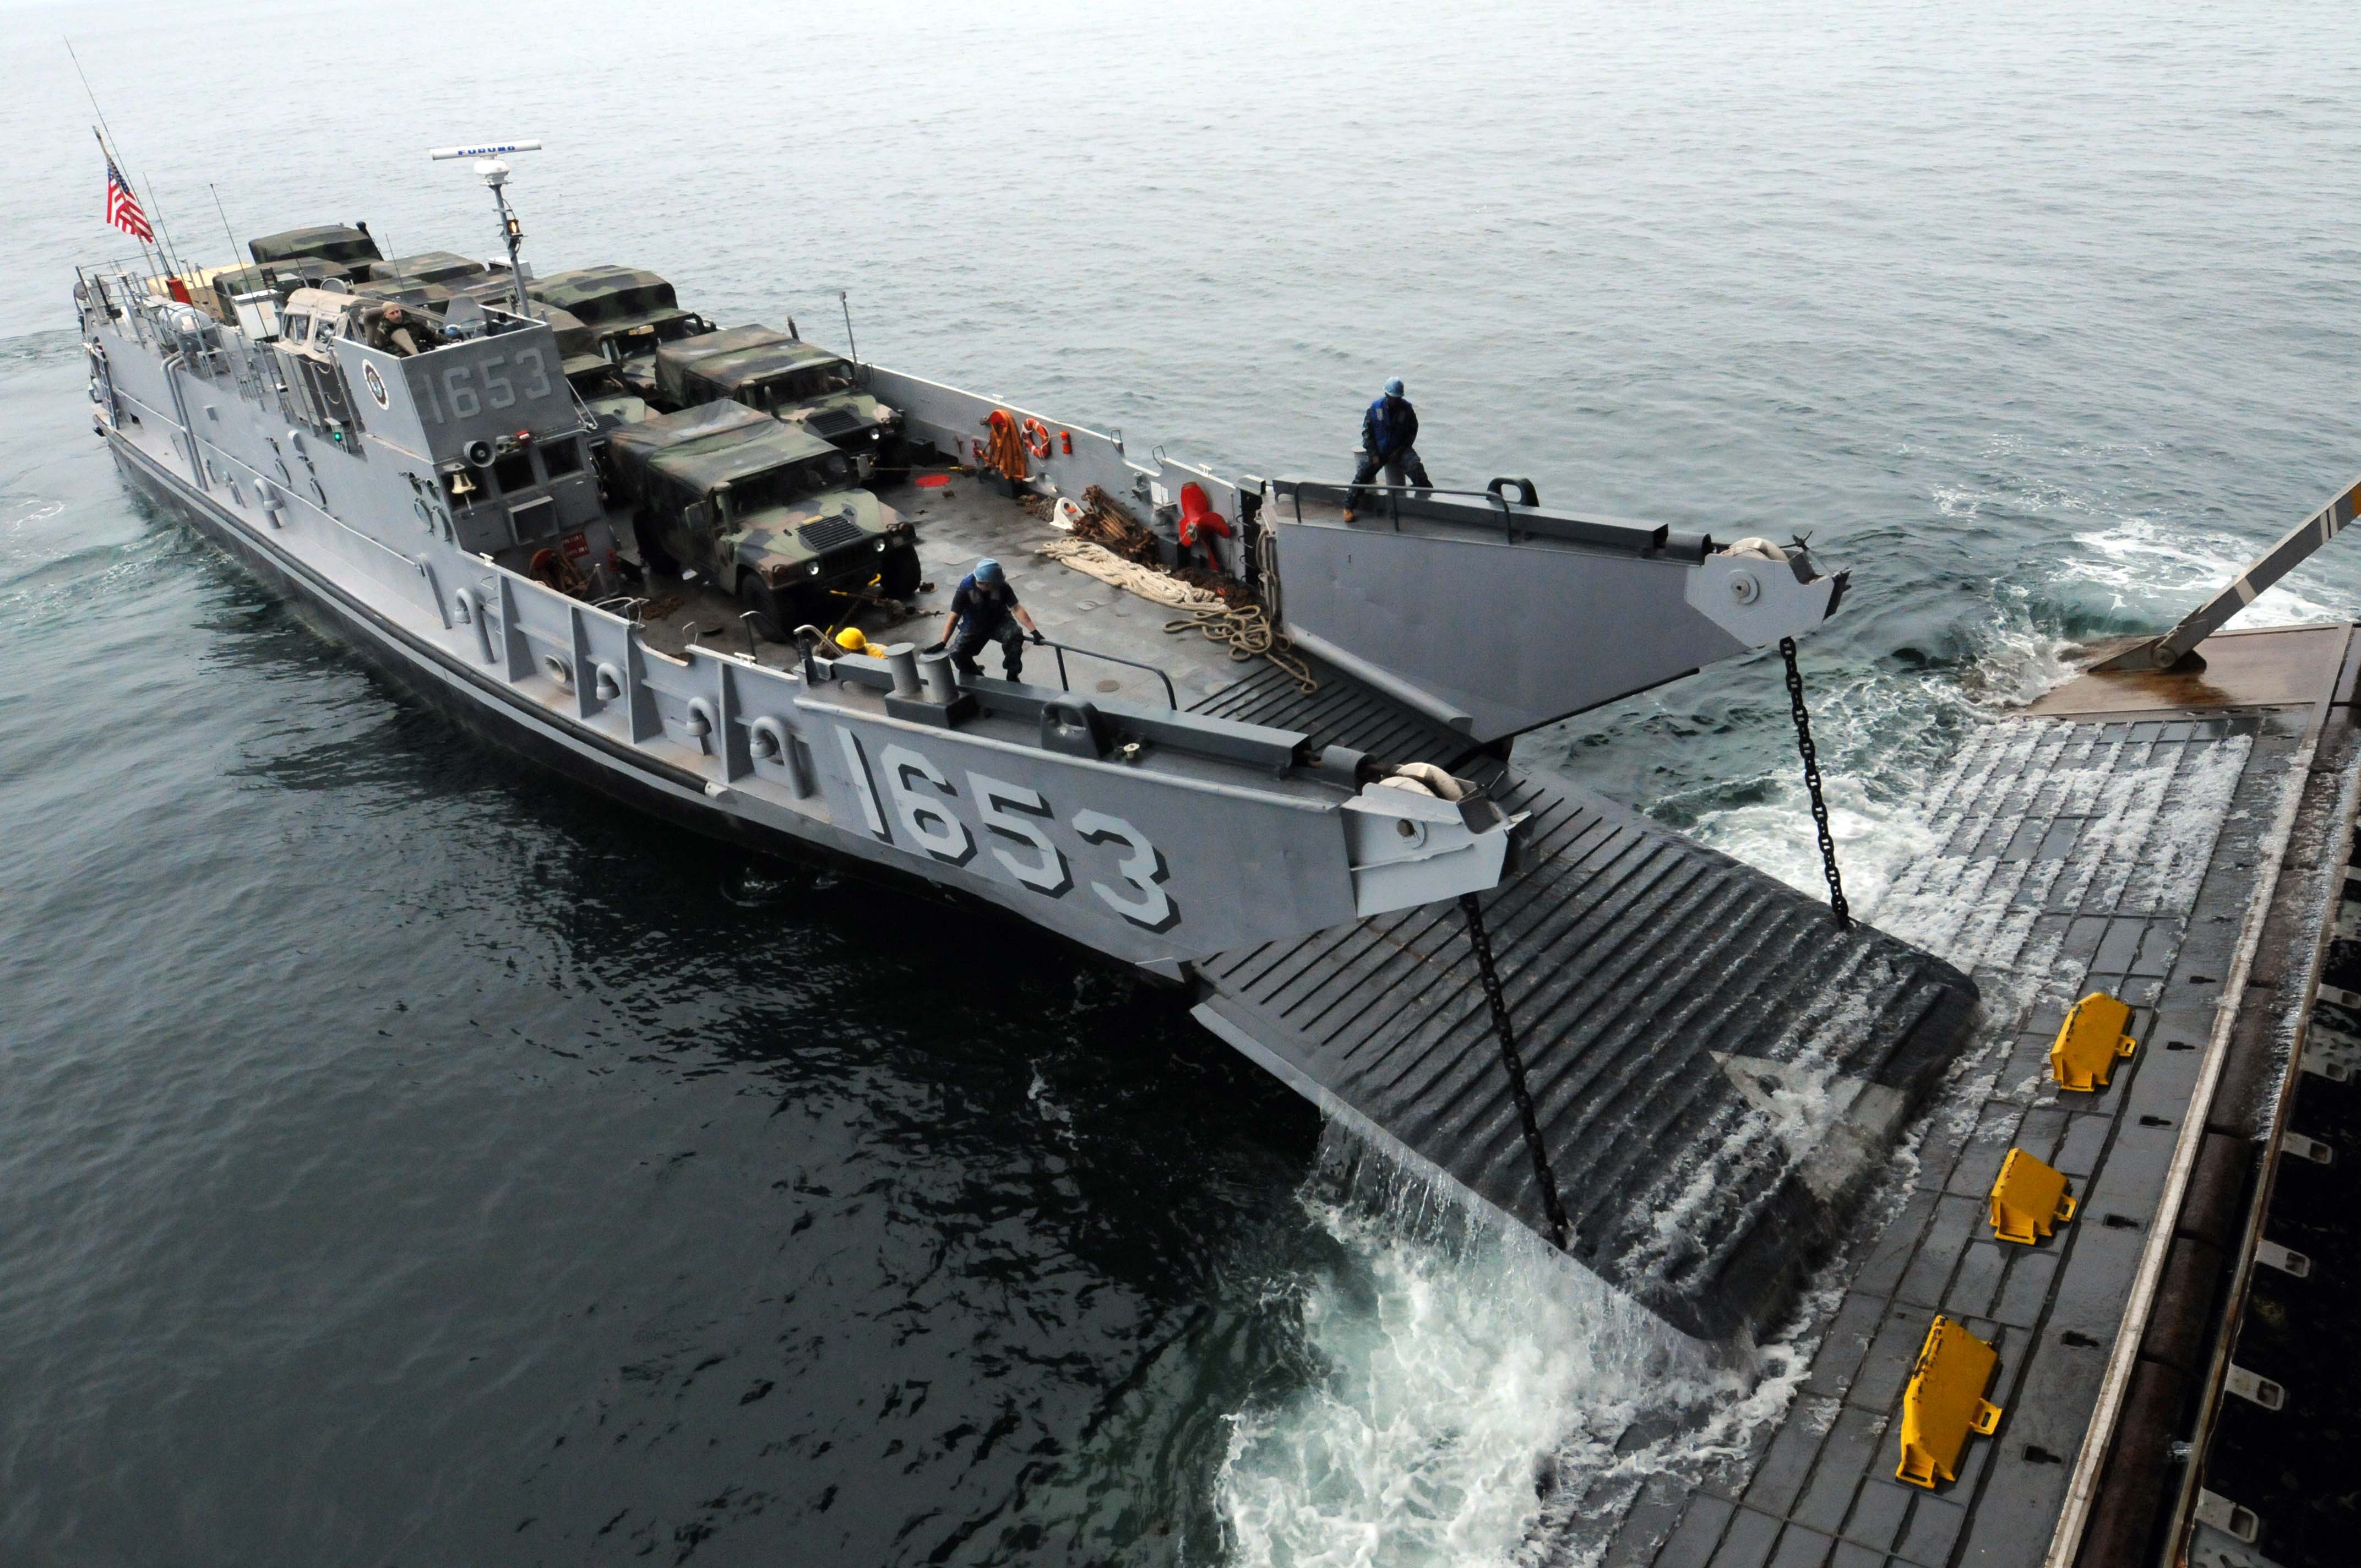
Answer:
1029 630 1046 645
923 641 945 655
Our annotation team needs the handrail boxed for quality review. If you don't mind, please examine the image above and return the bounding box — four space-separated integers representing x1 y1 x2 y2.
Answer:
1279 475 1687 559
1293 478 1519 541
1042 638 1178 709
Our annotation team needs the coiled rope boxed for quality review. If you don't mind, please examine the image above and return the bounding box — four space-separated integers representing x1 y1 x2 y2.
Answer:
1163 603 1318 694
1035 537 1317 692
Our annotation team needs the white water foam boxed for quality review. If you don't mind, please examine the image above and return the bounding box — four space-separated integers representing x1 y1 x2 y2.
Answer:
1216 1177 1813 1568
2071 514 2355 629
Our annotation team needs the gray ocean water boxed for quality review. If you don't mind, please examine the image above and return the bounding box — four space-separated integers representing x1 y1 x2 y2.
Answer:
6 3 2361 1563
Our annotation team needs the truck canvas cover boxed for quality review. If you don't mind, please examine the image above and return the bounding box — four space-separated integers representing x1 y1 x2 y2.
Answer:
247 224 382 270
654 326 839 402
606 399 835 490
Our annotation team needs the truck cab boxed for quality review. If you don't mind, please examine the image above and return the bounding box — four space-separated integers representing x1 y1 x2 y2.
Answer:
603 400 918 639
526 266 712 367
650 326 901 477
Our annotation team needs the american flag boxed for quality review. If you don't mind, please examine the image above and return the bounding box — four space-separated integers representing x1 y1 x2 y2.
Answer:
104 151 153 243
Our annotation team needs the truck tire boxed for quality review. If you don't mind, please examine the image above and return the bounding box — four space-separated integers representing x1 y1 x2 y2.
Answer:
738 574 788 643
632 511 679 578
879 541 922 600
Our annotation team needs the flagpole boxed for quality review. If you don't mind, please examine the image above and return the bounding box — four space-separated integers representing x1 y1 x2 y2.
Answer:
66 39 179 284
91 126 165 287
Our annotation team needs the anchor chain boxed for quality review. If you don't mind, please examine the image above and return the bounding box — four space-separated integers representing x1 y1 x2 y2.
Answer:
1780 636 1852 930
1459 892 1572 1251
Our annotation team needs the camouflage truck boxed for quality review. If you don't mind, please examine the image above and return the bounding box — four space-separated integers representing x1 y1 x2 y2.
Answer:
373 251 488 288
207 258 357 322
603 400 918 640
247 224 385 278
526 265 713 368
650 326 902 477
534 303 649 428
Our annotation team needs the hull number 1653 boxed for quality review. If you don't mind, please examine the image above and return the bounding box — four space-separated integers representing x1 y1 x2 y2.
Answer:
838 732 1177 933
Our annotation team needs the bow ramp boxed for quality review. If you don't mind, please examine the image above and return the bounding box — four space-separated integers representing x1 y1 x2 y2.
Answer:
1265 477 1847 741
1185 660 1978 1346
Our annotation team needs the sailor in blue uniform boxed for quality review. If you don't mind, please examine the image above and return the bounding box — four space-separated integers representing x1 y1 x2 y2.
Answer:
934 558 1045 680
1341 377 1433 522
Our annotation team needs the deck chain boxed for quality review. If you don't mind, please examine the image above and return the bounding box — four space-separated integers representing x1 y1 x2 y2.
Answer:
1459 892 1572 1252
1781 636 1852 930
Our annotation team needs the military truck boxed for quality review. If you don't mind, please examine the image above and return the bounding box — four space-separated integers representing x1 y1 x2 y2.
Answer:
650 326 902 476
526 265 712 366
603 400 918 639
247 224 384 278
534 303 648 428
373 251 487 288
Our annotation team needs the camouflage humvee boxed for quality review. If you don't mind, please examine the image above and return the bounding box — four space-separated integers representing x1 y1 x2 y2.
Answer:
650 325 902 477
208 258 357 321
603 400 918 639
373 251 488 288
248 224 385 279
526 265 713 365
533 303 649 428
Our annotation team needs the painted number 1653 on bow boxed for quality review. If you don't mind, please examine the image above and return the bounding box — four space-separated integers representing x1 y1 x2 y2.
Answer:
837 731 1178 933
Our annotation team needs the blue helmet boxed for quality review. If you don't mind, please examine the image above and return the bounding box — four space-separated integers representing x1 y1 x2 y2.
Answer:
1384 377 1405 398
973 558 1004 584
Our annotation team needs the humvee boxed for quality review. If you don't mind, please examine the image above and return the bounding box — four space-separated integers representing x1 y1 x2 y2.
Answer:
373 251 488 288
248 224 385 279
535 303 649 428
208 258 357 322
604 400 918 640
650 326 902 476
526 266 712 364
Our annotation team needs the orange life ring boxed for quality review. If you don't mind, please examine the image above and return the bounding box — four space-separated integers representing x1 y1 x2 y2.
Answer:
1021 417 1054 460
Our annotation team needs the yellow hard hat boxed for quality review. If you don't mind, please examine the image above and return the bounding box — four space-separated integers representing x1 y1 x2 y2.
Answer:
834 628 870 654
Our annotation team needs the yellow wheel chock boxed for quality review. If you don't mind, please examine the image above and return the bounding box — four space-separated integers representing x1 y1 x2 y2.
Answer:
1896 1315 2004 1489
1988 1148 2077 1244
2050 992 2139 1093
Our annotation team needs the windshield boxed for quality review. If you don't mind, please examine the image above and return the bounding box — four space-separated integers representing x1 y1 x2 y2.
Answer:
747 361 855 410
722 452 859 517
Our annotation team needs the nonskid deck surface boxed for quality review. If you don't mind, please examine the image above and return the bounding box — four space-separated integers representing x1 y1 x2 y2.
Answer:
1598 625 2358 1568
633 471 1260 709
1186 661 1981 1343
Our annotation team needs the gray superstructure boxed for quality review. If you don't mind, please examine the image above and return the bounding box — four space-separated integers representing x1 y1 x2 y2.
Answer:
72 152 1976 1348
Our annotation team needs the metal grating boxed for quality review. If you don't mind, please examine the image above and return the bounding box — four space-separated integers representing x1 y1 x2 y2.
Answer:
797 514 863 553
804 406 865 440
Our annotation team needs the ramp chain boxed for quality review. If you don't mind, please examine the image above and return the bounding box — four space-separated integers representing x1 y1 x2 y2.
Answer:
1459 892 1572 1251
1781 636 1852 930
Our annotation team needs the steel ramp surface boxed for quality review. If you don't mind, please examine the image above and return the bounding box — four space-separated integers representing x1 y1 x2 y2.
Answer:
1185 663 1981 1342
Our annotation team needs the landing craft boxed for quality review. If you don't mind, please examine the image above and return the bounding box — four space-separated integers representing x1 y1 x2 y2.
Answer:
77 138 1965 1343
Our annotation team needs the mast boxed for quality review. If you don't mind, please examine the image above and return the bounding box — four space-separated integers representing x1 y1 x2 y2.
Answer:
428 140 543 319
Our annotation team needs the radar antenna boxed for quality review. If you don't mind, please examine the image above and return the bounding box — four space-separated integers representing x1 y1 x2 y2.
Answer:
428 140 544 320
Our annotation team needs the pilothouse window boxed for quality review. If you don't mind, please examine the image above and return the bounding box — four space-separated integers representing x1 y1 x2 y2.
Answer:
281 313 311 342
